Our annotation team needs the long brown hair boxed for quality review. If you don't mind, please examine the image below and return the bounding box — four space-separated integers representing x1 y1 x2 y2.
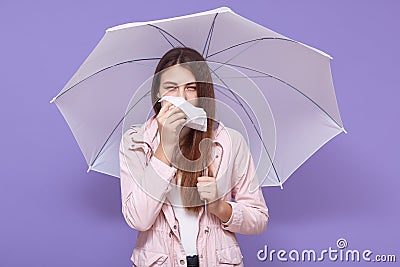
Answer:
151 47 215 212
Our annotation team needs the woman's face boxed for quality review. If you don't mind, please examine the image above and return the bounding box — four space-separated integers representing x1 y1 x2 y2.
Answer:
157 64 198 106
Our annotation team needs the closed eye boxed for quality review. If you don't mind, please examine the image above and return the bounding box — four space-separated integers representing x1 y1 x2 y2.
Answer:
164 86 177 90
186 85 197 91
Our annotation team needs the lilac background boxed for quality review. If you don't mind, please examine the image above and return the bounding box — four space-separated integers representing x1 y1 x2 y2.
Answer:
1 1 399 266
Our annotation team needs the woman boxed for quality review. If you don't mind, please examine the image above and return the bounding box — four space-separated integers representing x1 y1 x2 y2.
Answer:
119 47 269 267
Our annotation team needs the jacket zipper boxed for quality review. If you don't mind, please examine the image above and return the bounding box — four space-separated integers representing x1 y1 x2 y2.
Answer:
201 145 222 265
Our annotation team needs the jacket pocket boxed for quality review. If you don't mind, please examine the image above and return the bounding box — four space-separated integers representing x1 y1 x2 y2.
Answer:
216 245 243 266
131 249 169 267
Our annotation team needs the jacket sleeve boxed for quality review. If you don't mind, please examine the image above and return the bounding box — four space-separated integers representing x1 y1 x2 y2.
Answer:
119 127 177 231
221 131 270 235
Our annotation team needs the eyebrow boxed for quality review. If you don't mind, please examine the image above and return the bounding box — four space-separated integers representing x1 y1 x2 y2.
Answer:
162 81 197 86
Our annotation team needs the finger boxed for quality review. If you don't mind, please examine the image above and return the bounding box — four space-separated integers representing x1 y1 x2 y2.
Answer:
197 176 215 182
167 115 188 130
197 182 214 190
167 110 186 122
161 101 173 112
158 111 185 129
197 183 210 190
198 192 211 201
167 118 187 131
197 180 213 186
159 106 183 122
197 188 209 196
165 121 186 136
166 105 185 118
157 102 173 118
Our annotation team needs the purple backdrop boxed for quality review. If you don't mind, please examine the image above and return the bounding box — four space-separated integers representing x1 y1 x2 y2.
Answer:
1 1 399 266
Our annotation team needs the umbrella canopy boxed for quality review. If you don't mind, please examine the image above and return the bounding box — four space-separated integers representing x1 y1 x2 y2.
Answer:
50 7 346 188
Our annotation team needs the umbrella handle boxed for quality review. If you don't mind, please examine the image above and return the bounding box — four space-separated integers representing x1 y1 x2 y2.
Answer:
203 167 208 214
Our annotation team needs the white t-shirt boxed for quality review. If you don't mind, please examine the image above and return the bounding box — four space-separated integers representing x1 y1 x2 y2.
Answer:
156 131 199 256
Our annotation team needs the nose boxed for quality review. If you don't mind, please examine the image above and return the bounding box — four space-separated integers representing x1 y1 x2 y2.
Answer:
178 86 188 100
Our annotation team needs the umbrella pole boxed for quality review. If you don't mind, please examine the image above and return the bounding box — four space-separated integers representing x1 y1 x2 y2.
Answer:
203 167 207 214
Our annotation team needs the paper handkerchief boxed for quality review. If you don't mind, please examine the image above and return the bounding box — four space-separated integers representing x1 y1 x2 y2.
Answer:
158 96 207 132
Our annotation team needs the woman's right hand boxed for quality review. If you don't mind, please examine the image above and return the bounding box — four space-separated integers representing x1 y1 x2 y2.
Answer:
155 101 187 162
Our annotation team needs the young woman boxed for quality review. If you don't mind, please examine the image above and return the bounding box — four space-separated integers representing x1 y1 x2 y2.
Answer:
119 47 269 267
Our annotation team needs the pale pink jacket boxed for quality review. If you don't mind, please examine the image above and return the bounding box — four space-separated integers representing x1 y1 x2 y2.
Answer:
119 115 269 267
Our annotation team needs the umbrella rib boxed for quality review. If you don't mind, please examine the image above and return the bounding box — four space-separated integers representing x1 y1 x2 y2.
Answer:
213 86 241 104
148 24 186 47
156 28 175 48
89 91 152 168
209 67 283 186
206 37 297 59
205 17 217 58
209 40 264 104
211 39 260 73
208 59 344 130
202 13 218 58
215 75 269 79
52 58 161 102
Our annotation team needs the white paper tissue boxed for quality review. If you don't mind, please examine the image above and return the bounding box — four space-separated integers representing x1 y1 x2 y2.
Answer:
158 96 207 132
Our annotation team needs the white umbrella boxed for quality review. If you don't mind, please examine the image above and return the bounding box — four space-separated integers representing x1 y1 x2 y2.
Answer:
50 7 346 188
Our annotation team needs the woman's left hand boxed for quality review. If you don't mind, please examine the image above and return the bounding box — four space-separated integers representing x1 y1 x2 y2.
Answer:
197 176 233 222
197 176 218 204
